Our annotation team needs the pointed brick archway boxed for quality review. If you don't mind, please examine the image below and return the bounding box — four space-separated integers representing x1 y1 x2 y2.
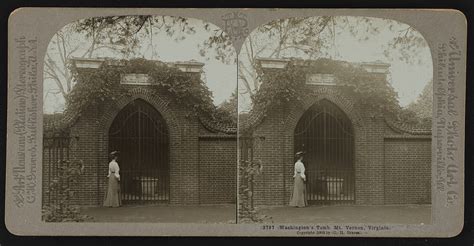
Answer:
108 98 170 204
96 88 184 205
280 87 367 205
294 99 355 204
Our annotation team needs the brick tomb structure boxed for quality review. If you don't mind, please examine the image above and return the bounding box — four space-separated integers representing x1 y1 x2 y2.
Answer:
240 58 431 206
43 58 237 206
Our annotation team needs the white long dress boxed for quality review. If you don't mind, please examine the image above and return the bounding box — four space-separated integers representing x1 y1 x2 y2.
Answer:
289 160 308 207
103 160 122 207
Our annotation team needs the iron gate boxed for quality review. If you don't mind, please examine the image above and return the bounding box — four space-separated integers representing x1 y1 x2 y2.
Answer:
43 132 71 206
294 99 355 204
109 99 170 204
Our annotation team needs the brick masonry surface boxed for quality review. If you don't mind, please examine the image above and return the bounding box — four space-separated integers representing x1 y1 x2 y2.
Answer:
384 138 431 204
199 137 237 204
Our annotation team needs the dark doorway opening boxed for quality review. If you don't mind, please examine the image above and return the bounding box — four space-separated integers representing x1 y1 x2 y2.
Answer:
294 99 355 204
109 99 170 204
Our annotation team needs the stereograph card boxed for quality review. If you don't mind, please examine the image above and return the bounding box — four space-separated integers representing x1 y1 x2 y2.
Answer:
5 8 466 237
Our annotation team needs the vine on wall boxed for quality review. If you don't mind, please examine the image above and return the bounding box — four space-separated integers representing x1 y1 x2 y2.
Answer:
65 58 235 126
253 58 420 123
42 159 93 222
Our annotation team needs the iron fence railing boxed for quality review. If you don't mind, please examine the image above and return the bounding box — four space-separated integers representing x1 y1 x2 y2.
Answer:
305 168 355 204
43 134 71 206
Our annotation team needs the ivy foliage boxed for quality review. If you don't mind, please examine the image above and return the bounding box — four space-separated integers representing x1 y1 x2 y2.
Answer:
238 158 272 223
406 79 433 125
42 159 93 222
253 58 402 119
65 58 235 126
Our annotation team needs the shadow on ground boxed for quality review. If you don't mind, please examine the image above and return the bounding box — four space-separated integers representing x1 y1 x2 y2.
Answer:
258 204 431 224
81 204 236 223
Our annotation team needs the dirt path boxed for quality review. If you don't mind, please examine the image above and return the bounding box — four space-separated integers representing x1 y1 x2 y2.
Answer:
258 204 431 224
81 204 236 223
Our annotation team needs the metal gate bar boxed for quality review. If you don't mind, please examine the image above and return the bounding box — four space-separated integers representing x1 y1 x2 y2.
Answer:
109 99 170 204
294 99 355 204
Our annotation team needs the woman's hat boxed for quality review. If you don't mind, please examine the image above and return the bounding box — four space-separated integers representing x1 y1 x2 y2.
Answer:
110 151 120 157
295 151 305 157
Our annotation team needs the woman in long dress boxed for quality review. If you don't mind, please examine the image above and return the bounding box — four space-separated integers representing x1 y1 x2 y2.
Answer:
103 151 122 207
289 151 308 207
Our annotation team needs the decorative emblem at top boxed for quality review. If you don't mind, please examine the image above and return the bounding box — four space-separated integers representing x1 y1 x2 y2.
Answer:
222 12 249 40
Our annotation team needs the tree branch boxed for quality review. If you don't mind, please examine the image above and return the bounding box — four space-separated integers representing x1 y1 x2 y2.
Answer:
44 63 67 99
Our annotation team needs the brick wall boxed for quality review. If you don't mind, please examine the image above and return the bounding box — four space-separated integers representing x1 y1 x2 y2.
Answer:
354 115 385 205
198 136 237 204
68 105 103 205
384 138 432 204
252 106 288 206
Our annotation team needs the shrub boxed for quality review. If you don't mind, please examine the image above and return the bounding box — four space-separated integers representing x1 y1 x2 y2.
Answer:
42 159 94 222
238 158 272 223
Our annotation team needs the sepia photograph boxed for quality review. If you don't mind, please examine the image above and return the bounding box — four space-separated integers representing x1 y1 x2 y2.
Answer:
237 16 433 224
5 8 465 236
41 15 238 223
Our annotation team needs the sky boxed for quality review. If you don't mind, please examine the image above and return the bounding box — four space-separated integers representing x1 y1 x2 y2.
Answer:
333 18 433 105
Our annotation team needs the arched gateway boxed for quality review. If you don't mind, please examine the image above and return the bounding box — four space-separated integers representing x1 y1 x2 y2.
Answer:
108 99 170 203
294 99 355 204
42 58 237 207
